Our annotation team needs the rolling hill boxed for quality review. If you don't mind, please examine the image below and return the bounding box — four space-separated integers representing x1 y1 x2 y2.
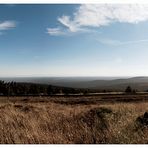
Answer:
1 76 148 91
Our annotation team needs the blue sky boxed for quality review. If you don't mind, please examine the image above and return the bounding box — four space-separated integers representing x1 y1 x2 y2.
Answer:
1 4 148 77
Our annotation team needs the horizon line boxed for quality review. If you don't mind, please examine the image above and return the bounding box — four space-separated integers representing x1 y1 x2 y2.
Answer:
0 75 147 78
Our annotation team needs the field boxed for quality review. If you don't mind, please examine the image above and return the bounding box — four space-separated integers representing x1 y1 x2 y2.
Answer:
0 94 148 144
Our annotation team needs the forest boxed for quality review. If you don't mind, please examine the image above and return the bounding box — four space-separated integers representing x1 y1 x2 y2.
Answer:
0 80 92 96
0 80 138 96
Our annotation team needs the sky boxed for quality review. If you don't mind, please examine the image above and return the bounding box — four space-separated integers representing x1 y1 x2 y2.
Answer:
1 4 148 77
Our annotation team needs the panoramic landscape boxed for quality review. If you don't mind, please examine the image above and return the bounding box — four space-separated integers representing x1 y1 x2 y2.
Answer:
0 4 148 144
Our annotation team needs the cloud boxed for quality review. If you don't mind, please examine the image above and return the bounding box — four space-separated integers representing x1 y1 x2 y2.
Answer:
0 21 16 31
97 38 148 46
119 39 148 45
48 4 148 36
97 38 122 46
58 16 78 32
63 4 148 28
47 27 65 36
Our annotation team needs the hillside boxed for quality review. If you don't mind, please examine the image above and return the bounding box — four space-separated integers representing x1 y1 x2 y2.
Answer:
1 76 148 91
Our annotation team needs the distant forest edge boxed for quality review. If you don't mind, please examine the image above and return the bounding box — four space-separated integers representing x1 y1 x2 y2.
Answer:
0 80 113 96
1 77 148 92
0 80 147 96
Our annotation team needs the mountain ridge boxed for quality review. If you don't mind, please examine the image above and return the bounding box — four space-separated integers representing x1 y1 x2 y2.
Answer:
1 76 148 91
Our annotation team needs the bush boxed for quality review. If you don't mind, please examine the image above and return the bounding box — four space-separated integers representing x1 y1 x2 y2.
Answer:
125 86 132 93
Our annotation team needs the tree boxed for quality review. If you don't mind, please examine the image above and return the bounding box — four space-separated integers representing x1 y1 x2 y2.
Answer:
29 84 40 95
125 86 132 93
47 85 53 95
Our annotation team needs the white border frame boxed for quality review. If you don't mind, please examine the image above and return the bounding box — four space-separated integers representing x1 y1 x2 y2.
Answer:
1 0 148 4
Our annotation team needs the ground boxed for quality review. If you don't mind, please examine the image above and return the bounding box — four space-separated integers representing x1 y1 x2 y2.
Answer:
0 95 147 144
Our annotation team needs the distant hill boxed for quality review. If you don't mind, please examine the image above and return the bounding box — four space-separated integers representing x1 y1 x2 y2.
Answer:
1 76 148 91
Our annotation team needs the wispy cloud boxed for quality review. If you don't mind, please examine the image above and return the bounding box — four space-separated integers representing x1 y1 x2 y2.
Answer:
47 27 65 36
47 4 148 36
97 38 122 46
97 38 148 46
58 16 78 33
0 21 16 31
119 39 148 45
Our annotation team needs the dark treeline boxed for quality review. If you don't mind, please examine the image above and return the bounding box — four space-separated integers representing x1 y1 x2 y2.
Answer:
0 80 139 96
0 80 46 95
0 80 101 96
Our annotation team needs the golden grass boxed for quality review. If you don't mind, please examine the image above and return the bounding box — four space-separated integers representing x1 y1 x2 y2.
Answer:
0 97 147 144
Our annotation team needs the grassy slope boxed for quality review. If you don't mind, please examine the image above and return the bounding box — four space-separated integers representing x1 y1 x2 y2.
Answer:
0 96 147 144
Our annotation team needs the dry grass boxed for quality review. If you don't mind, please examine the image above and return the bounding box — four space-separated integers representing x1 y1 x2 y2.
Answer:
0 96 147 144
